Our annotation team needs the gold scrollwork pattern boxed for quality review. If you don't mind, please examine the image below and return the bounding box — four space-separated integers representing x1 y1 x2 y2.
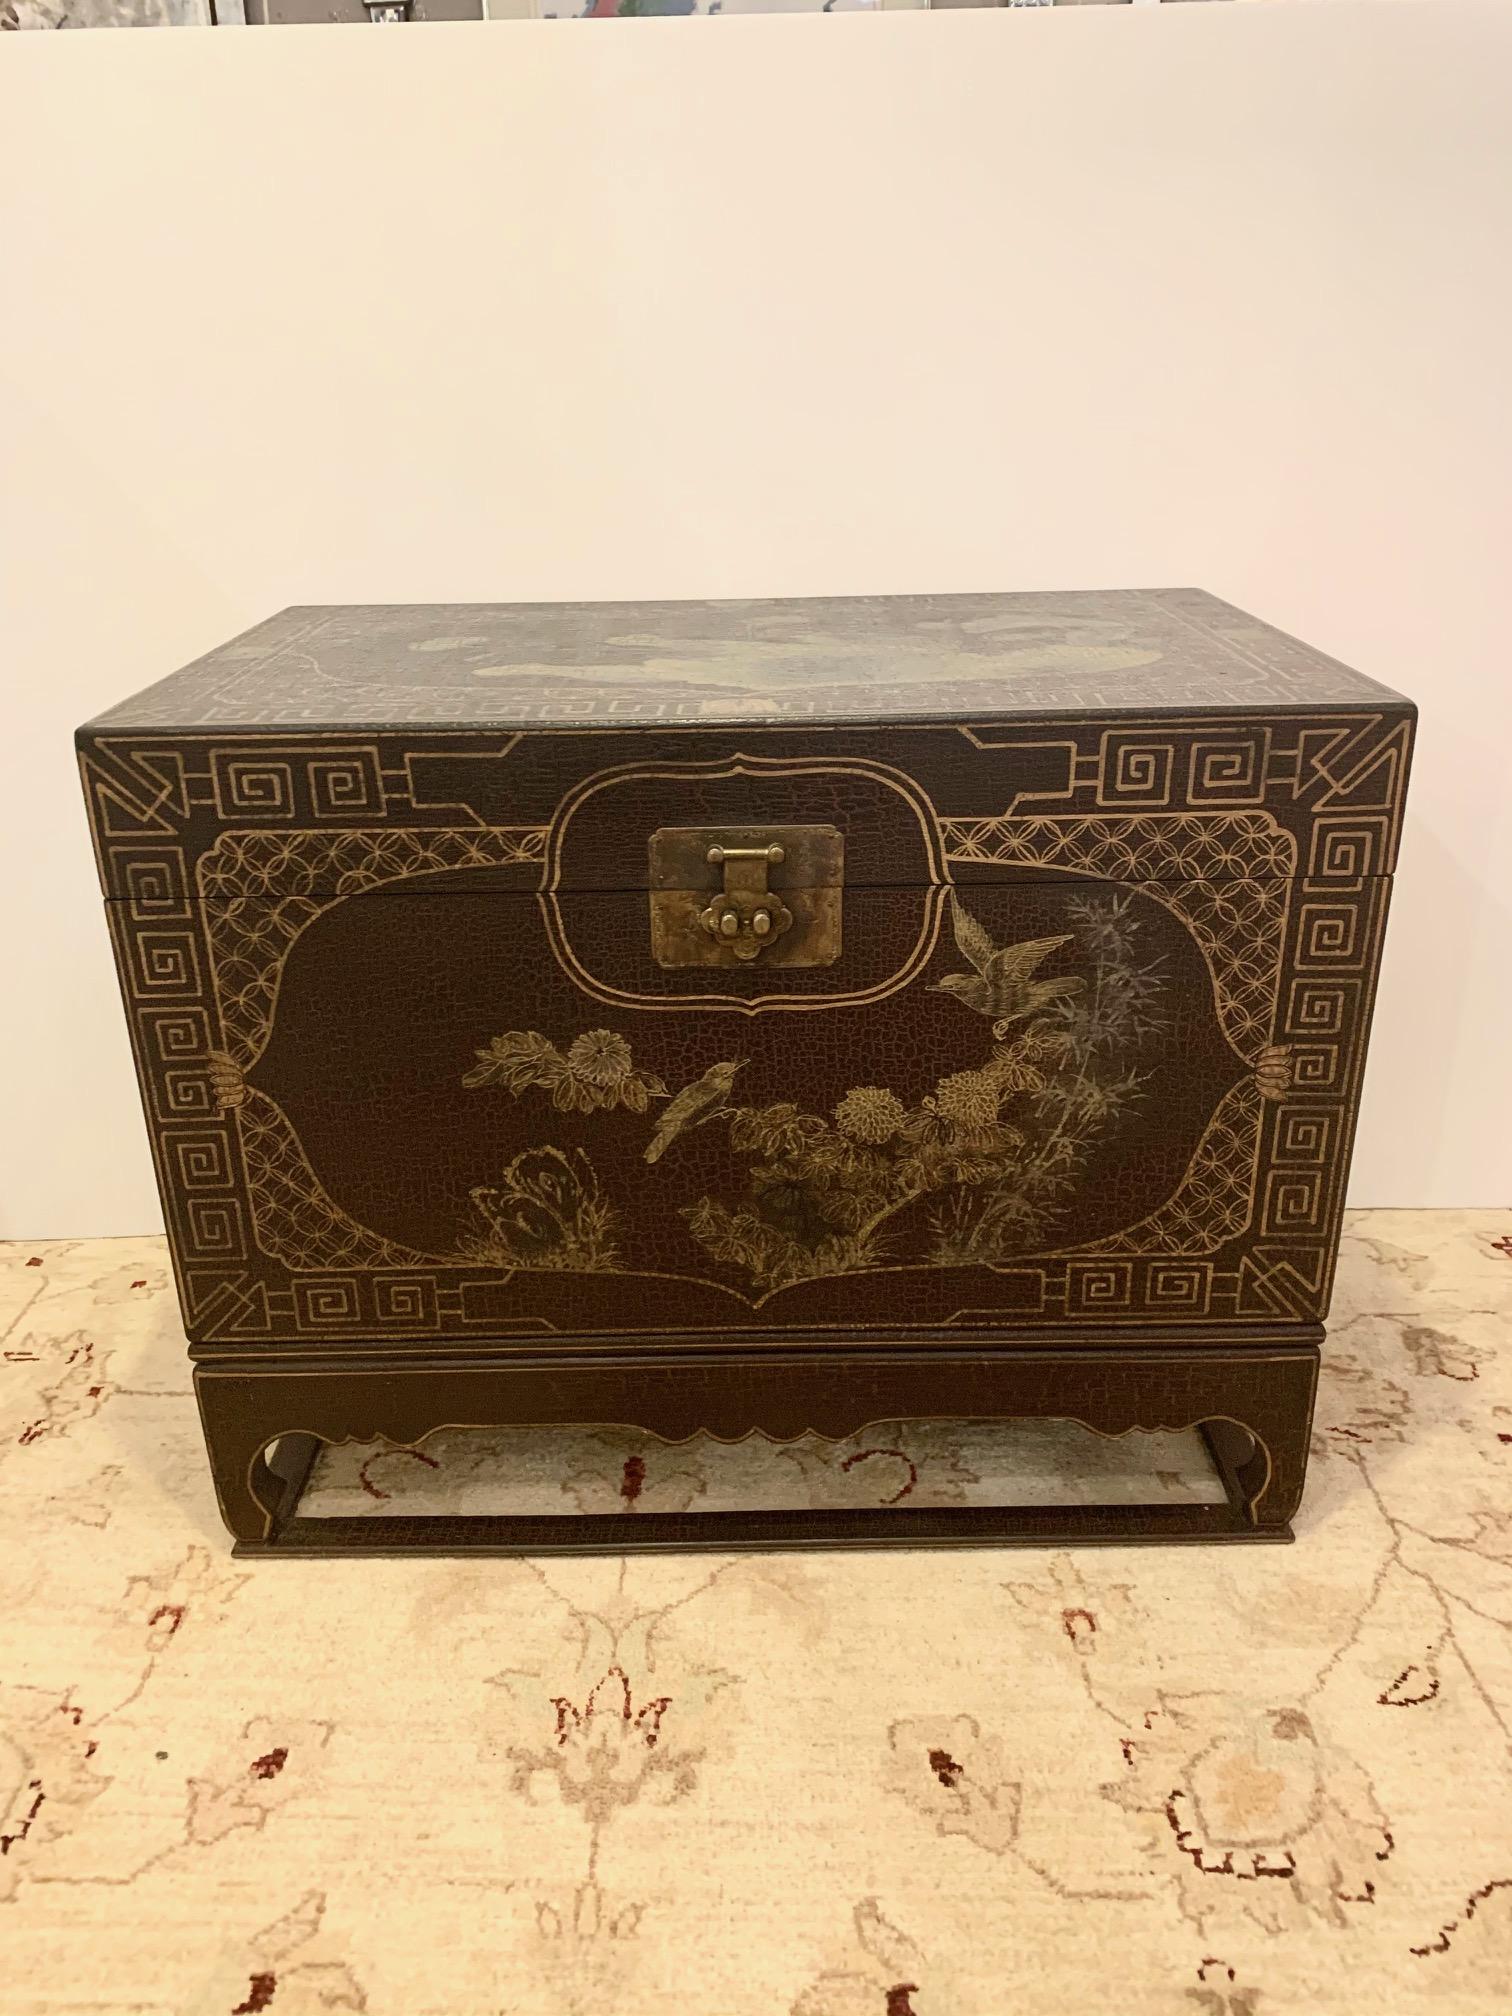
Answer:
237 1088 438 1274
198 826 547 1068
1084 1078 1265 1259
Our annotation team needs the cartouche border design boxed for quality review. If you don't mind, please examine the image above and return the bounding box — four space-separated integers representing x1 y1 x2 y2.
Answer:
540 751 947 1016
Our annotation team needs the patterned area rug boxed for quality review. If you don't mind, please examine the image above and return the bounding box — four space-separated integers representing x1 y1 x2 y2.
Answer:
2 1211 1511 2015
305 1417 1228 1518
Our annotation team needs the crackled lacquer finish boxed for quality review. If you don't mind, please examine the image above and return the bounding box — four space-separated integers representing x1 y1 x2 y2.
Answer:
77 593 1412 1351
2 1216 1511 2012
86 589 1406 727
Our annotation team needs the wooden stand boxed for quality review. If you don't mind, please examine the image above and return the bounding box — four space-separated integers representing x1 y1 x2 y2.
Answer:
194 1329 1320 1556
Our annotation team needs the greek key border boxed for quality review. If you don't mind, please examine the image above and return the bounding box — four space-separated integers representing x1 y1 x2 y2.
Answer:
80 710 1409 1343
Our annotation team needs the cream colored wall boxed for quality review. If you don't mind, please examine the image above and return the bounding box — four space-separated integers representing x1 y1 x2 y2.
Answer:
3 7 1509 1236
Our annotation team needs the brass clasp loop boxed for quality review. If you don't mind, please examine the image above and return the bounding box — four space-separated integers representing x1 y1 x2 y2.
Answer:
699 842 792 961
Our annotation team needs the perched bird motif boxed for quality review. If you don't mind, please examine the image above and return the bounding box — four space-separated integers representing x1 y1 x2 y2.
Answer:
644 1058 746 1164
931 896 1085 1038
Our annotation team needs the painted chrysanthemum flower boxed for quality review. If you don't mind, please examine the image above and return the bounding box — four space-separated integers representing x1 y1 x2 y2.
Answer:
834 1086 907 1144
567 1030 634 1088
933 1069 1000 1132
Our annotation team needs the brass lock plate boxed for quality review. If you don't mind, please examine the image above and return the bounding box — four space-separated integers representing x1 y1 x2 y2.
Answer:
648 824 844 969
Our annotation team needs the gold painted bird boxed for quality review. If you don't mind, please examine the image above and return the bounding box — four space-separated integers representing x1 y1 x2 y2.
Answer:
931 896 1085 1037
644 1058 746 1164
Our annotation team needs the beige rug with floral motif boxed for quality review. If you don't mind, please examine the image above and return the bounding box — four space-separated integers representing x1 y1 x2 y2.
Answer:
3 1211 1511 2016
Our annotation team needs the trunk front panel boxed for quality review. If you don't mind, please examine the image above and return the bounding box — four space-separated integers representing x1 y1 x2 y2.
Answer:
82 711 1408 1349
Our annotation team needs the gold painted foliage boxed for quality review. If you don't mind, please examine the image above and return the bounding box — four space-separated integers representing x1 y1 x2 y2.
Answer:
463 1028 667 1115
681 1197 878 1292
455 897 1171 1292
670 894 1172 1290
463 1147 619 1273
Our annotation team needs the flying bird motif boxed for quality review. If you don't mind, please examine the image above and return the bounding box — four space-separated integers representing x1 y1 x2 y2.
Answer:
644 1058 747 1164
931 897 1085 1038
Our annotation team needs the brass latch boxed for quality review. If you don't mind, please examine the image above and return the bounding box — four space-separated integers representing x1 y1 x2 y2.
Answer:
649 825 844 970
699 843 793 961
